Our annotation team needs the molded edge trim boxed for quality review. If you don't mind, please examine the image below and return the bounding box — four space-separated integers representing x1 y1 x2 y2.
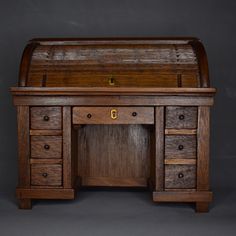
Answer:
153 191 213 202
10 87 217 96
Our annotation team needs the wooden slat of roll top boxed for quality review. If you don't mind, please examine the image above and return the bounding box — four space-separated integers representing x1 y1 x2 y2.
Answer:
27 72 198 88
30 44 197 65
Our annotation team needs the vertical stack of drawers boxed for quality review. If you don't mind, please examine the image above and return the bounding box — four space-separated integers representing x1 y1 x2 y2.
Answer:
164 106 198 190
30 107 63 188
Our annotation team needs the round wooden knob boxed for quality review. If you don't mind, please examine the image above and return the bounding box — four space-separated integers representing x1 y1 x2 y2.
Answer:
87 113 92 119
178 145 184 150
43 115 50 121
44 144 50 150
179 114 185 120
42 173 48 178
178 173 184 178
132 112 137 117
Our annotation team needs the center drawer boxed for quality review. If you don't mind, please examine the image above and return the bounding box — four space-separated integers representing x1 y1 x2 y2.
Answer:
72 107 154 124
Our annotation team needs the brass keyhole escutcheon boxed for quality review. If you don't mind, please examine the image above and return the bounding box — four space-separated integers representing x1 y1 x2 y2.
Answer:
110 109 118 120
108 77 115 86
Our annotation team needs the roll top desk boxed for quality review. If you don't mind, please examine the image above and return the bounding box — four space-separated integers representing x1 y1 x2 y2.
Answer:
11 37 216 212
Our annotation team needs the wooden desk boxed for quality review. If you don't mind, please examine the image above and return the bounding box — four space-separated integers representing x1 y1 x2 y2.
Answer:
11 38 216 212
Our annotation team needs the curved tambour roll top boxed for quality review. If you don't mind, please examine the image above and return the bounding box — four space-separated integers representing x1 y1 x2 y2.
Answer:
19 38 210 88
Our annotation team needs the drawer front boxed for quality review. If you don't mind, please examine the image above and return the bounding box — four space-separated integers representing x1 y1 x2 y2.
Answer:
31 164 62 186
31 107 62 130
166 107 197 129
31 136 62 158
165 164 196 189
72 107 154 124
165 135 196 159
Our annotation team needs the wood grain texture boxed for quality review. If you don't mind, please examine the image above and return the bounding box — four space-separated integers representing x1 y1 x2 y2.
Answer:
11 87 216 95
12 38 215 211
31 164 62 186
30 159 62 164
82 177 147 187
153 191 212 202
16 188 75 199
197 106 210 190
30 107 62 130
18 199 32 209
73 107 154 124
31 136 62 158
165 164 196 189
166 106 198 129
17 106 30 187
30 130 62 136
165 135 196 159
77 124 151 186
18 42 38 86
165 129 197 135
63 107 72 188
195 202 209 213
155 107 164 191
164 159 196 165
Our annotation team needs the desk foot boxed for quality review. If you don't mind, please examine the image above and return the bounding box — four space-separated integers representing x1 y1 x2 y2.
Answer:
19 199 32 209
195 202 209 213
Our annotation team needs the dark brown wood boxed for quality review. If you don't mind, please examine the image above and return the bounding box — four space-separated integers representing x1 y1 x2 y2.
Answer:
31 107 62 130
153 191 212 202
195 202 210 213
31 164 62 186
17 106 30 187
16 188 75 199
13 95 215 107
73 107 154 124
189 40 210 87
63 107 72 188
197 107 210 190
77 125 150 187
164 159 196 165
30 130 62 136
155 107 164 191
166 106 198 129
82 177 147 187
31 136 62 158
165 164 196 189
165 135 196 159
12 38 215 211
18 199 32 209
18 42 38 86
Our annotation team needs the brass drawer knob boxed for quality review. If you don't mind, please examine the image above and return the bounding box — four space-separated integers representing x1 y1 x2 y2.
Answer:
178 145 184 150
44 144 50 150
178 173 184 178
42 173 48 178
43 115 50 121
110 109 118 120
132 112 137 117
87 113 92 119
179 114 185 120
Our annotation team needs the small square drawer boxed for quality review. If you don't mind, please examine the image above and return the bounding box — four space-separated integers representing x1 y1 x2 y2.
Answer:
31 107 62 130
31 164 62 186
165 135 196 159
72 107 154 124
166 106 198 129
31 136 62 158
165 164 196 189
